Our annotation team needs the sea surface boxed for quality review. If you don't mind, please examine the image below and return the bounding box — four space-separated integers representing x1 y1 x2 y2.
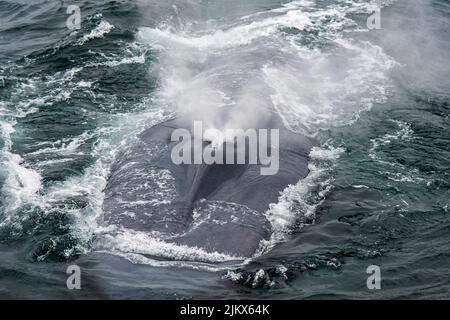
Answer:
0 0 449 299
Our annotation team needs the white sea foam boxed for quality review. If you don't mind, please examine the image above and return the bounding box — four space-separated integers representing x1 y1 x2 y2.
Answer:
94 227 244 263
369 120 434 185
0 92 45 214
370 120 414 156
77 20 114 46
265 38 397 136
0 151 43 212
137 9 312 51
257 146 345 255
85 54 146 68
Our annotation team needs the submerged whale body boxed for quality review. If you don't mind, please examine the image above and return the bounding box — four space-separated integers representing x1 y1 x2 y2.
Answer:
102 116 313 258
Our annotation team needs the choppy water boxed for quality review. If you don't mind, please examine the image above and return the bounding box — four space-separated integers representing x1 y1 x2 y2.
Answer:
0 0 449 299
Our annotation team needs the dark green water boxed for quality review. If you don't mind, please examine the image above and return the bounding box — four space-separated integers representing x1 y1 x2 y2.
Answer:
0 0 449 299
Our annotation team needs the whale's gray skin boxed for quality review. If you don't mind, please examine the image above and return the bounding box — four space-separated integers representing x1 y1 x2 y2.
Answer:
102 115 313 258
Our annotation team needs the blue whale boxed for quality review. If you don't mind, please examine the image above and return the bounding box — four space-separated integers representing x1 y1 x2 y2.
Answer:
102 115 313 258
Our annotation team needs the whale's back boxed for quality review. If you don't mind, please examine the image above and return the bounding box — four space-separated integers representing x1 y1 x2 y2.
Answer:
102 119 313 258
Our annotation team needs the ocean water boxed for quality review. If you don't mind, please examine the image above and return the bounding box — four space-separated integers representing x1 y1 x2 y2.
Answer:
0 0 449 299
